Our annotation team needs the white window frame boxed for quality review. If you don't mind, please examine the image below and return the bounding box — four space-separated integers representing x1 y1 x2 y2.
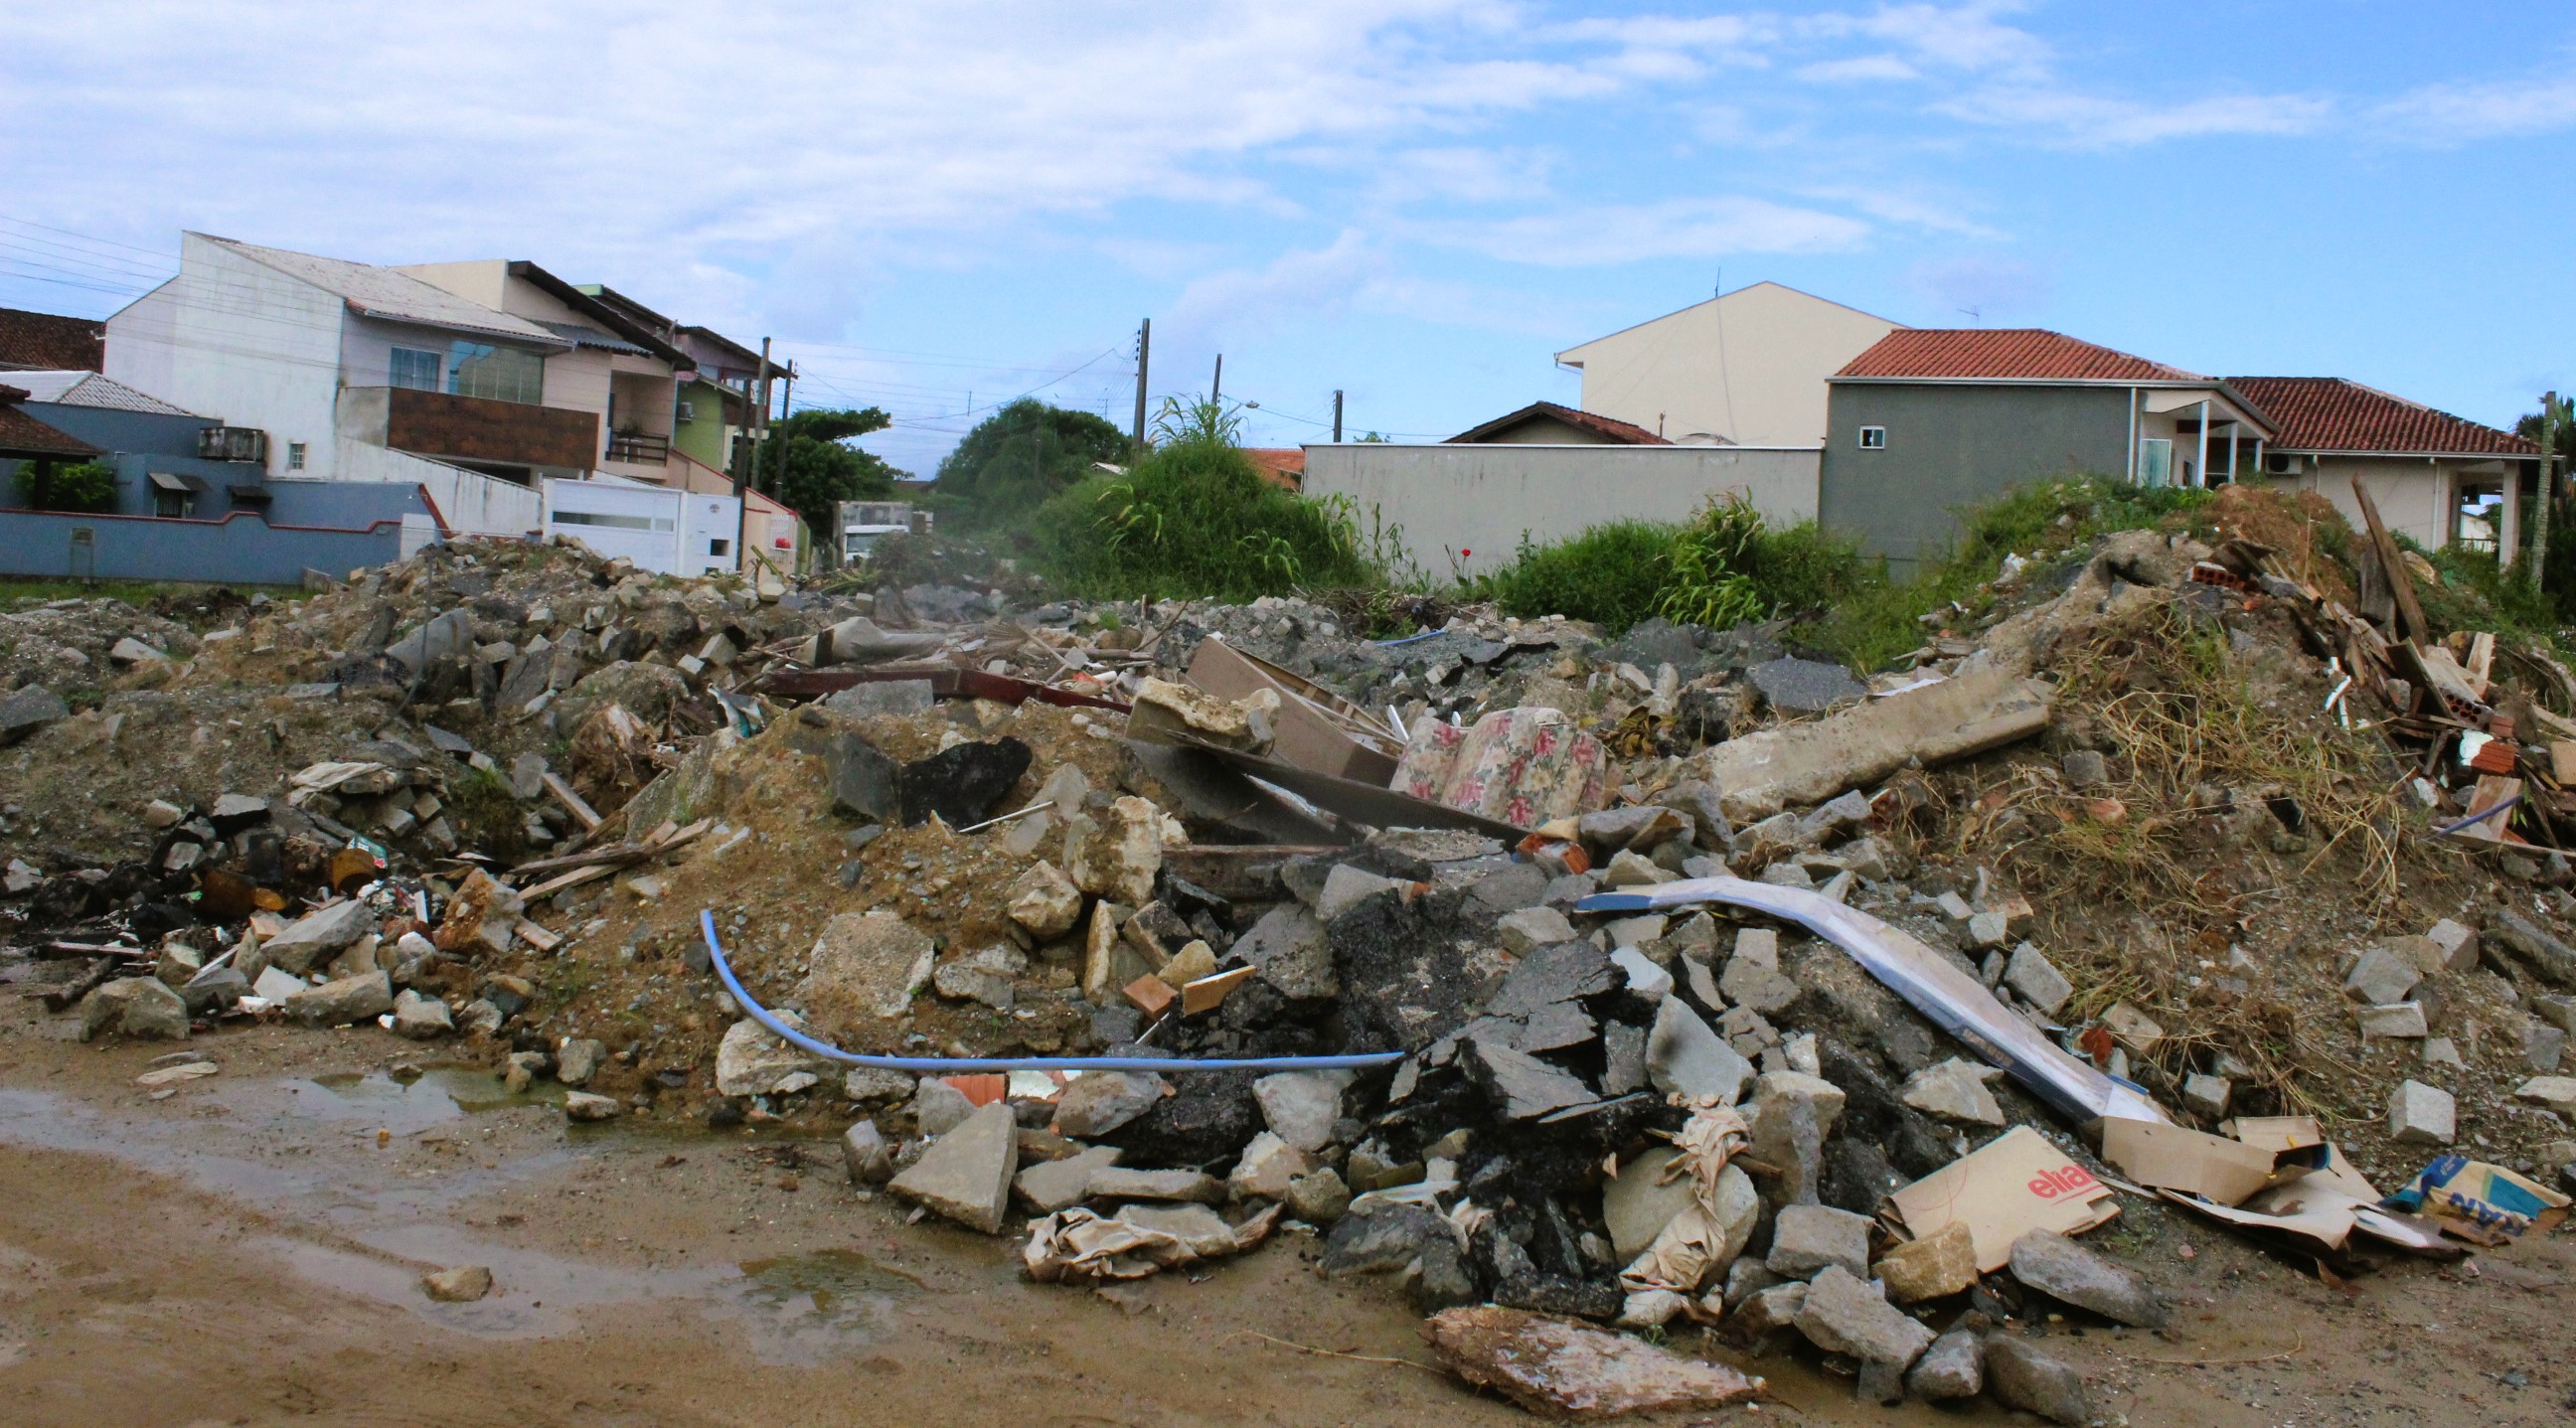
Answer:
1857 425 1886 449
390 347 442 392
286 441 307 470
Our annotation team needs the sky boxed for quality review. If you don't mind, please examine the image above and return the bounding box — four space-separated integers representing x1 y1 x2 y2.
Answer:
6 2 2572 474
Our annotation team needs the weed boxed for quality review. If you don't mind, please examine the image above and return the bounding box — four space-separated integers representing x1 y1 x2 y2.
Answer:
444 767 529 861
1469 521 1677 631
1794 477 2218 671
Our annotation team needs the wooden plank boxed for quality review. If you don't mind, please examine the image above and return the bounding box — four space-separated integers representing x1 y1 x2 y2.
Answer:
541 772 602 832
2464 632 2496 700
2349 476 2429 644
517 863 614 902
2551 741 2576 784
513 918 563 953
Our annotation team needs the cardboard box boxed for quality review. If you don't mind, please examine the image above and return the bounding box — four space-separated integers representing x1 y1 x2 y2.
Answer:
2101 1119 2325 1207
1887 1125 2119 1272
1186 637 1402 786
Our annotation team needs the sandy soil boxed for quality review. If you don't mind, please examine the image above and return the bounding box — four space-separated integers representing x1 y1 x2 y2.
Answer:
3 1000 2572 1428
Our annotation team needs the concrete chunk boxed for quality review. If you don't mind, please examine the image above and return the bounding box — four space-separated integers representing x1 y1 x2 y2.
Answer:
282 971 394 1027
1497 905 1576 957
1793 1264 1934 1368
1015 1145 1122 1212
1983 1335 2090 1425
843 1120 895 1185
1253 1069 1350 1152
1875 1220 1978 1304
2356 1002 2429 1038
1768 1203 1873 1281
2344 945 2422 1006
1693 666 2049 824
2008 1228 2168 1327
1899 1058 2007 1126
1647 997 1753 1104
1908 1327 1984 1401
888 1101 1020 1233
2388 1079 2456 1145
2004 942 2074 1015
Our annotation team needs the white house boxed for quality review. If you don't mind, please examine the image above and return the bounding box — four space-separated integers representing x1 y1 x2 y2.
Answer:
1554 281 1903 448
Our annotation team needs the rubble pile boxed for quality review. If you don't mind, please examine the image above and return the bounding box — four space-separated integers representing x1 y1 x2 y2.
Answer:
11 482 2576 1418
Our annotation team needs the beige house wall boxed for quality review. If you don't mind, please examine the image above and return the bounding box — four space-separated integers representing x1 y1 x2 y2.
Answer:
2287 454 2517 556
1555 281 1901 447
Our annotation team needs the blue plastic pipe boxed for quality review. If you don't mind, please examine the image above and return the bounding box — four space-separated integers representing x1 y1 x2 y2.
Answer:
699 908 1403 1074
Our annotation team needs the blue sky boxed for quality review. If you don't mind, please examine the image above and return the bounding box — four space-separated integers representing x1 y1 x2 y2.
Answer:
7 2 2572 473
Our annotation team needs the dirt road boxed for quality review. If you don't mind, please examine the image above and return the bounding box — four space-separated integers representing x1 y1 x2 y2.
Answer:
1 1009 2569 1427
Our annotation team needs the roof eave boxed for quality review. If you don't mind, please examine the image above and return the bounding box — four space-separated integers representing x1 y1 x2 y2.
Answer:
505 262 692 367
347 302 575 351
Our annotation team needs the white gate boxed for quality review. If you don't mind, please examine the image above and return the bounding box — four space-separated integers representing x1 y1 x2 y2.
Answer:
542 479 739 575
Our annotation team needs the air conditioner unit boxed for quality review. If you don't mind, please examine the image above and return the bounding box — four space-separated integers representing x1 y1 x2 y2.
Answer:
677 399 696 422
196 426 269 464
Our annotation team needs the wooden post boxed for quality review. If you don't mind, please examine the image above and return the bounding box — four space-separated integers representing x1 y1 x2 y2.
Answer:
2352 475 2429 645
2532 390 2558 587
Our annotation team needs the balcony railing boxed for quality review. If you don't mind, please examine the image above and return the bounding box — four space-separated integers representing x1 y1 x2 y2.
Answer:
605 431 671 465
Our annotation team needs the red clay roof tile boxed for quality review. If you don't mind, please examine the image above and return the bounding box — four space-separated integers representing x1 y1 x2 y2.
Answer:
1838 328 2201 383
2225 377 2536 457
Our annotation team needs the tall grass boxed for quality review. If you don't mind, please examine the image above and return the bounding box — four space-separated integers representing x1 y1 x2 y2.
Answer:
1463 477 2223 669
1023 398 1387 601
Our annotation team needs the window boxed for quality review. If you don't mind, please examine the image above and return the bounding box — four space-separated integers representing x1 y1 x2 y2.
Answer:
389 347 442 391
551 510 672 532
445 341 545 404
1857 425 1886 449
286 441 307 471
2139 438 2174 488
708 539 731 556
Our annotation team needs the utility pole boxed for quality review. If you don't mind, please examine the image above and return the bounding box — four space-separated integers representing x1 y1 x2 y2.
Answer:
1333 390 1344 443
733 337 771 576
1131 318 1150 456
767 360 796 496
1211 354 1222 405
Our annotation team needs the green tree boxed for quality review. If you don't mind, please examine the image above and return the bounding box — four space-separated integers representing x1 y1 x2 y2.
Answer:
933 398 1130 529
12 460 116 513
764 407 901 540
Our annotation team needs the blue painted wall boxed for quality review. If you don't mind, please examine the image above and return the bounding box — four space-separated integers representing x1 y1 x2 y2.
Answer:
0 507 409 585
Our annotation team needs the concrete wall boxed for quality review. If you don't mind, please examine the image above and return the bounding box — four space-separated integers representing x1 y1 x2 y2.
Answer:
1820 382 2131 571
1301 443 1820 577
105 236 345 480
334 439 542 537
0 505 414 585
1556 282 1900 447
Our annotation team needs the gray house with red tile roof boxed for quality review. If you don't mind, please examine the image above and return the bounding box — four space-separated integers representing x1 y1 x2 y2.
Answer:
1821 329 2279 570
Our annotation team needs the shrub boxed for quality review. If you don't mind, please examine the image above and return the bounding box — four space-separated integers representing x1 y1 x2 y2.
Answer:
1024 404 1382 601
1471 520 1679 631
14 460 116 514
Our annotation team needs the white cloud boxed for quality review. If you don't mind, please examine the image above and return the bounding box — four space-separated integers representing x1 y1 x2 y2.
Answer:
1804 185 2004 239
1796 55 1922 83
0 0 1640 333
1940 87 2333 147
1431 197 1870 266
2376 73 2576 141
1807 1 2051 76
1162 231 1388 345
